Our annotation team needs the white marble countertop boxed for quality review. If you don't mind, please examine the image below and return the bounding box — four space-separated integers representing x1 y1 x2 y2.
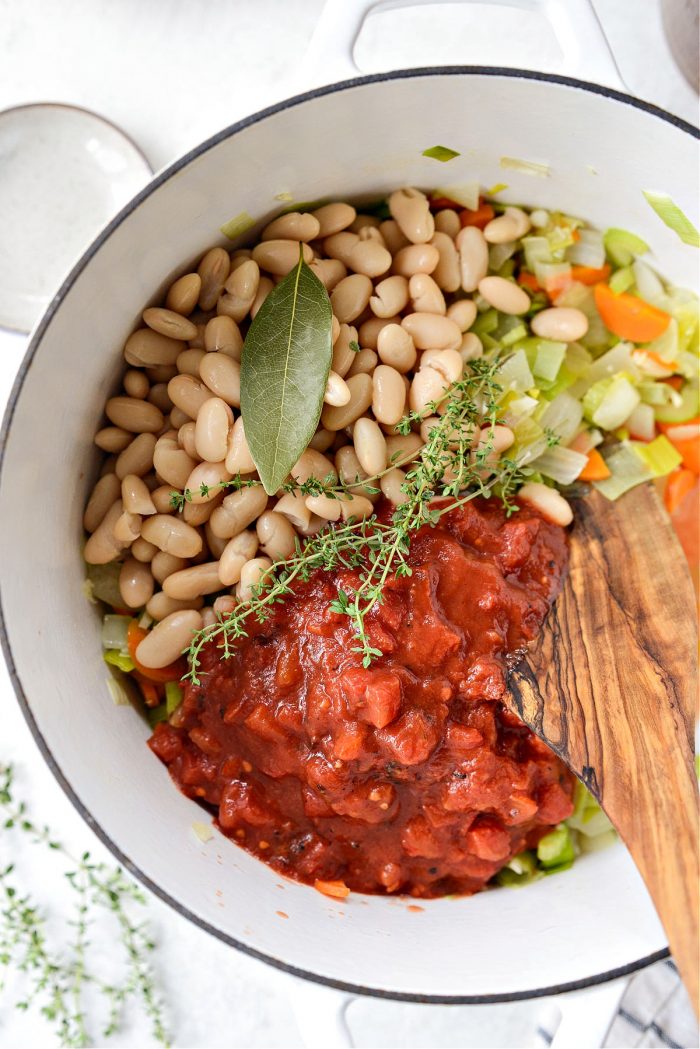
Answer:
0 2 696 1046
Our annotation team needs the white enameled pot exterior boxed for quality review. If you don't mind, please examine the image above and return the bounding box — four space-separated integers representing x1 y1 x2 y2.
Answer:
0 70 698 1000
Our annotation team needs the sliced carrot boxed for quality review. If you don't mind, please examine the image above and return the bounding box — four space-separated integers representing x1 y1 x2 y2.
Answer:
459 202 495 229
314 879 350 899
570 264 611 286
429 195 461 210
665 468 698 514
127 620 187 683
660 376 685 392
664 423 700 474
133 673 162 708
594 283 671 342
658 416 700 435
517 270 541 292
578 448 611 481
571 228 581 242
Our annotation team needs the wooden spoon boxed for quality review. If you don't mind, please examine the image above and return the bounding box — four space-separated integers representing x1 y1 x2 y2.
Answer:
505 483 699 1010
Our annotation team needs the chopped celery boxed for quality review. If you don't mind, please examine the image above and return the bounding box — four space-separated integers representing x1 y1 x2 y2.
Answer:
220 211 255 240
634 435 682 477
567 228 605 269
422 145 460 162
501 323 528 347
148 703 168 728
495 350 534 394
105 669 139 708
580 343 639 391
104 649 135 673
578 829 618 854
85 561 122 606
633 260 665 305
609 266 635 294
593 442 653 500
499 156 550 178
537 824 575 869
534 260 571 291
642 190 700 248
537 392 583 444
192 822 214 843
522 236 552 272
510 415 548 466
626 402 656 441
432 181 479 208
533 446 588 485
101 614 132 654
533 340 567 382
165 681 183 715
604 227 649 267
583 375 640 430
654 383 699 423
489 241 517 272
494 850 541 887
472 308 499 336
639 380 679 406
645 317 679 363
567 782 613 839
665 287 699 354
564 342 593 377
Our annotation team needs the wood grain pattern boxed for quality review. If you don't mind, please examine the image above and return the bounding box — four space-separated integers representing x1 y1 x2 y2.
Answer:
505 484 699 1011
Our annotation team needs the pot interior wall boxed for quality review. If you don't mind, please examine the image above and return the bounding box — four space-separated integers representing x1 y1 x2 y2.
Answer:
2 71 694 997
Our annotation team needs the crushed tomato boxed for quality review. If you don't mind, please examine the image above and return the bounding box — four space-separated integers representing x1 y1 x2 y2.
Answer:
149 499 574 897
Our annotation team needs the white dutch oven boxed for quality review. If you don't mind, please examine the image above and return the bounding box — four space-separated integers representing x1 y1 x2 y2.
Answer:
1 0 698 1017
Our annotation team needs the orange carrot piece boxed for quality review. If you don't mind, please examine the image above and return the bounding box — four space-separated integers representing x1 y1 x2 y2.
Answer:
570 264 611 285
127 620 187 683
517 270 541 292
314 879 350 899
578 448 611 481
594 283 671 342
665 430 700 475
459 202 495 229
665 468 698 514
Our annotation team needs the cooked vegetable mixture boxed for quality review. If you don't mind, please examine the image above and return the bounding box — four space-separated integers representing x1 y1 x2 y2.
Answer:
84 187 698 895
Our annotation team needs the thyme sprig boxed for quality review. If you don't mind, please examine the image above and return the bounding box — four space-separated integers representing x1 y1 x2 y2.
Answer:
0 764 168 1048
185 359 527 679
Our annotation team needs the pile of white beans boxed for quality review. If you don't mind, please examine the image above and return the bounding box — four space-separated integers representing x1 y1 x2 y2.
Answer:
84 189 579 670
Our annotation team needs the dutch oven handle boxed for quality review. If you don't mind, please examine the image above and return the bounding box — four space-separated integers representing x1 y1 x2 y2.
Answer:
301 0 626 92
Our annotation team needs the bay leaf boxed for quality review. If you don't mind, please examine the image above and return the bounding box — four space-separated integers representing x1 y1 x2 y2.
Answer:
240 250 333 495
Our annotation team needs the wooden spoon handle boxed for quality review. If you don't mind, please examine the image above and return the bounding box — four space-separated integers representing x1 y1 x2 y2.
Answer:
507 486 699 1009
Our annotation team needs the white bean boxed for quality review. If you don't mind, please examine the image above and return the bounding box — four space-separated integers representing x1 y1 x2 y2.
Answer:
388 187 434 244
115 508 141 542
478 276 530 315
163 562 223 600
332 323 359 378
177 348 207 377
347 348 378 377
95 427 132 453
131 537 157 562
353 417 387 475
153 435 197 489
457 227 489 292
369 275 409 318
518 482 573 526
123 369 149 399
274 491 312 530
143 306 198 341
430 231 461 293
219 531 259 586
115 433 157 480
84 500 129 563
146 592 204 621
409 365 448 416
237 557 273 602
321 373 373 431
262 212 320 242
105 397 163 434
372 365 406 425
83 474 121 533
376 324 417 373
199 352 241 407
121 474 156 515
392 243 440 277
124 329 182 368
251 276 274 319
119 558 154 608
305 494 342 521
434 209 460 237
219 260 261 322
209 485 268 539
330 274 373 324
324 371 351 407
447 299 477 332
291 449 337 485
338 494 374 521
198 247 230 310
225 416 257 475
459 332 484 363
385 432 423 465
483 206 531 244
310 258 347 291
167 374 212 419
183 491 224 526
135 609 203 669
252 240 313 276
256 511 297 561
204 315 243 359
141 515 203 558
184 461 232 504
313 202 356 237
195 397 233 462
323 232 359 266
358 316 397 351
409 273 446 315
401 313 462 351
151 551 188 584
380 467 409 505
531 307 589 342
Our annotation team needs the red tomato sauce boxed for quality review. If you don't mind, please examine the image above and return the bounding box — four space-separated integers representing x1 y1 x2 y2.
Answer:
150 498 574 897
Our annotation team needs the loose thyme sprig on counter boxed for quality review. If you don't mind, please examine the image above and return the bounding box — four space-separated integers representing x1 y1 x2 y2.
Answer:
185 359 527 680
0 764 169 1048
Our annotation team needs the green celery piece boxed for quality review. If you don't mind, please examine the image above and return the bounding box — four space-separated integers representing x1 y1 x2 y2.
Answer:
165 681 183 715
537 824 575 868
103 649 135 673
147 703 168 728
633 435 682 477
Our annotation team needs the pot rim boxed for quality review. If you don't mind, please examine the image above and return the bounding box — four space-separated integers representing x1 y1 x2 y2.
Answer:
1 65 692 1003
